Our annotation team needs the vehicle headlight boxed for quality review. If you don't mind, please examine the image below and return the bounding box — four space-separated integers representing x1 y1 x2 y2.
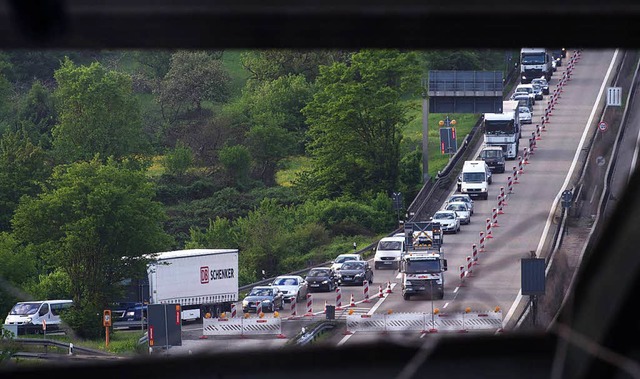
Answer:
355 273 364 277
242 300 248 306
336 273 342 278
126 311 135 317
322 280 329 284
262 300 271 303
405 281 412 286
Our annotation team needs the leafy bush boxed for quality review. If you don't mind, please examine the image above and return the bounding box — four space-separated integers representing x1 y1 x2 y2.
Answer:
62 302 103 339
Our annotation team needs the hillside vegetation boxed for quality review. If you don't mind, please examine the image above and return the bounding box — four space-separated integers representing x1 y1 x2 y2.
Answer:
0 49 513 338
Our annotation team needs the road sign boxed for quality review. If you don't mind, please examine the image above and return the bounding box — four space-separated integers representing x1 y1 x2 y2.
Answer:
439 127 457 154
607 87 622 106
598 121 608 132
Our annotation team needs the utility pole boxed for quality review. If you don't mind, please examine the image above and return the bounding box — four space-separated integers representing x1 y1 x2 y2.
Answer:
421 77 430 183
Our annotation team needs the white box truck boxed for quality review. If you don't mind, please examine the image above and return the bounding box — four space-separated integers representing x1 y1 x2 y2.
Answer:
147 249 238 322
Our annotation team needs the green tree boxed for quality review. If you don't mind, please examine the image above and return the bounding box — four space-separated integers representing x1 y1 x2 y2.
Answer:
241 50 350 85
218 145 252 189
155 51 230 124
245 74 314 154
11 157 174 331
52 58 146 163
186 216 238 250
234 199 296 281
0 232 39 312
15 81 57 148
245 125 295 186
0 129 51 231
423 50 507 71
163 141 194 177
299 49 421 200
131 50 174 79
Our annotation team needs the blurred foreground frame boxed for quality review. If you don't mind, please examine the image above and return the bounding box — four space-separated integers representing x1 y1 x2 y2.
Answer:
0 0 639 49
1 1 640 379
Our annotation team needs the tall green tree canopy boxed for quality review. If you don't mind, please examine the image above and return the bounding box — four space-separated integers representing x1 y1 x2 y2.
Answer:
11 157 173 307
0 129 51 232
52 58 146 163
299 49 421 200
155 50 230 124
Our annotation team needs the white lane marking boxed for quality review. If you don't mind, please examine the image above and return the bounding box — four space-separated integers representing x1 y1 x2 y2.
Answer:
589 185 598 204
443 302 449 309
504 49 620 327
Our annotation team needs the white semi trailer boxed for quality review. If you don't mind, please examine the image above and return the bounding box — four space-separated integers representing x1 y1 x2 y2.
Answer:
147 249 239 322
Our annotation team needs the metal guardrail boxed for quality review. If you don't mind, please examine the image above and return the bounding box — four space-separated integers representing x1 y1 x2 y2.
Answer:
295 321 337 346
8 338 119 360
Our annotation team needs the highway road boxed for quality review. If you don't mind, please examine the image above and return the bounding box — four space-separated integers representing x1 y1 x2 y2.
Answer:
168 49 625 355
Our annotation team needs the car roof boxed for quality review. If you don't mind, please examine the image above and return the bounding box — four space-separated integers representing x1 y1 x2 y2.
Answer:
449 194 472 200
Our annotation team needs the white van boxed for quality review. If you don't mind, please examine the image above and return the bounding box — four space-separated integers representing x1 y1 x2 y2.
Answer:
460 160 492 200
4 299 73 335
373 236 405 269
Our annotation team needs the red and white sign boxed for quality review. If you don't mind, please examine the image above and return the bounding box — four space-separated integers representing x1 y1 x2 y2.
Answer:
598 121 608 132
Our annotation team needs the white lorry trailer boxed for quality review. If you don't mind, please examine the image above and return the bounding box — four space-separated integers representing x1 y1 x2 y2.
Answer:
483 100 521 160
399 222 447 300
520 47 552 83
147 249 238 322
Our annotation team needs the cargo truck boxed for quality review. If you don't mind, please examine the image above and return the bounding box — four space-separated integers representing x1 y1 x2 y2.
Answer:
520 47 552 83
483 100 521 159
399 222 447 300
147 249 239 322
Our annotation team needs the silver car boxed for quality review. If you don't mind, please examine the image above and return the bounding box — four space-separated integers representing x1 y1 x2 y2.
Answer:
271 275 309 303
445 201 471 225
447 194 474 215
431 210 461 234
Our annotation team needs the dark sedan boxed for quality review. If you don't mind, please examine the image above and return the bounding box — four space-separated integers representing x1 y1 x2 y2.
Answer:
305 267 337 292
336 261 373 286
242 286 284 313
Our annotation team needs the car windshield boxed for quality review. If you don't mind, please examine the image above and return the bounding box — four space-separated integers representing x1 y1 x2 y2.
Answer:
9 302 40 315
249 288 273 296
335 256 356 263
481 149 501 158
341 262 364 270
273 278 297 286
434 212 454 220
446 204 466 211
308 269 329 277
377 241 402 250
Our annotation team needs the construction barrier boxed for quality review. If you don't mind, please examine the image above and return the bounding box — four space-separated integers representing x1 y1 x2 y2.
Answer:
305 293 313 316
346 314 386 333
346 311 503 334
384 313 426 332
201 317 252 336
363 279 371 303
242 317 283 337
